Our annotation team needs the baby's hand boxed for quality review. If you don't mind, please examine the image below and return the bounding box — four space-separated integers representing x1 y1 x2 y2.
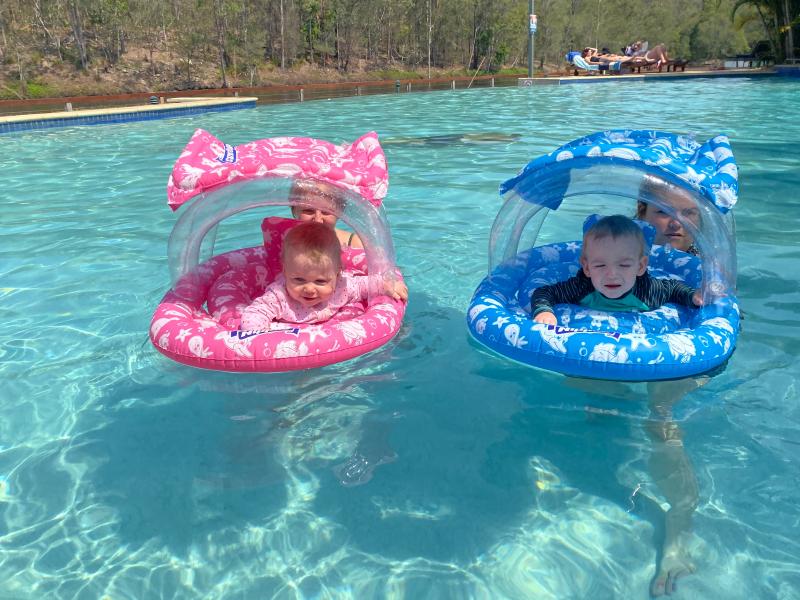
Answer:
384 278 408 302
692 290 704 307
534 311 558 325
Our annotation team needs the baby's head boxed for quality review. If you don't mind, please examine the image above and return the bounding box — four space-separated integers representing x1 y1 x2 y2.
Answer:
290 179 347 228
581 215 648 299
281 221 342 307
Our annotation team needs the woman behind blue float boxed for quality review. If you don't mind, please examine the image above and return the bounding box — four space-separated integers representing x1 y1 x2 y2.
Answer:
466 130 740 381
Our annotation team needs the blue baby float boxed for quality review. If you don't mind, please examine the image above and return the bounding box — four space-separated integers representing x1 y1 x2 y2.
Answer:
466 130 740 381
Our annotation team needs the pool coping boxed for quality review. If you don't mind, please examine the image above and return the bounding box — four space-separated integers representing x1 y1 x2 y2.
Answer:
519 67 776 85
0 96 257 134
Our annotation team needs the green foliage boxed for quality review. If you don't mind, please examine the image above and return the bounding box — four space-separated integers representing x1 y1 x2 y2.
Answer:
24 81 57 98
1 0 792 98
0 80 55 99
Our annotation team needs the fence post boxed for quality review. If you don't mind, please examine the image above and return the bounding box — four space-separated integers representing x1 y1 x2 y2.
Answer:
452 80 456 90
65 102 73 111
406 83 411 92
300 89 304 102
491 78 495 87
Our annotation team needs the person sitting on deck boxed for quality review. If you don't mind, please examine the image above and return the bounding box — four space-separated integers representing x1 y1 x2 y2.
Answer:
625 40 671 69
583 47 634 64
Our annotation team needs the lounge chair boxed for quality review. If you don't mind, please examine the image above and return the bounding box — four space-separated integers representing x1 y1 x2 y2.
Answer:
667 59 689 72
625 56 688 74
725 40 773 68
568 53 623 76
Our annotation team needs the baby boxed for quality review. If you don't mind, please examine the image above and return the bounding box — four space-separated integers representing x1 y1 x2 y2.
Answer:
241 221 407 331
532 214 702 325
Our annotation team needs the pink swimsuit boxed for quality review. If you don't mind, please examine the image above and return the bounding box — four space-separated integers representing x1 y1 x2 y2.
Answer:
240 273 371 331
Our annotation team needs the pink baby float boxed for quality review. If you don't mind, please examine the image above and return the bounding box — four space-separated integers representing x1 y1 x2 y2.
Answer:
149 129 406 372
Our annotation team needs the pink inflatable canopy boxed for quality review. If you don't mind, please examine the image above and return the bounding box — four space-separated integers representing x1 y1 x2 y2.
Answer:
166 129 389 210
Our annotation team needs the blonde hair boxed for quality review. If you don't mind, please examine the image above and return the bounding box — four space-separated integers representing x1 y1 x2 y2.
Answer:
281 221 342 272
583 215 647 258
289 179 347 216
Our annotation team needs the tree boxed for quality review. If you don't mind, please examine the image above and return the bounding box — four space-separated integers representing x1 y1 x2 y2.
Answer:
732 0 800 61
67 0 90 70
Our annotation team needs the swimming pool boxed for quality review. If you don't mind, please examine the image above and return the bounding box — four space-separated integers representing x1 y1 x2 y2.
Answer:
2 77 799 598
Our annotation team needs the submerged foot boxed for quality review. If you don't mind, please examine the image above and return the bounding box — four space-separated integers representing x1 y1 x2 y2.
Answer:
333 450 397 487
650 544 695 597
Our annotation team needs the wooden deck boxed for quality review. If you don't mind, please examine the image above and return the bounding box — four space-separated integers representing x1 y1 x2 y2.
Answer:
518 67 775 86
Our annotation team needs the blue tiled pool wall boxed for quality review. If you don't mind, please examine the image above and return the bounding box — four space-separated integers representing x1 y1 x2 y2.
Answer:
775 65 800 77
0 100 256 134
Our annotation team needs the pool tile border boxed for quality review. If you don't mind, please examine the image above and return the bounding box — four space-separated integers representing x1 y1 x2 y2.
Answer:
0 97 257 134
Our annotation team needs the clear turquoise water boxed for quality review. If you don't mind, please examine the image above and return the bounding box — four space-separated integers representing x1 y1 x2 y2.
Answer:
2 77 799 599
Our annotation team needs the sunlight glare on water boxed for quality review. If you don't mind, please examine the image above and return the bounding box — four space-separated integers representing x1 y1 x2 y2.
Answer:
1 77 799 599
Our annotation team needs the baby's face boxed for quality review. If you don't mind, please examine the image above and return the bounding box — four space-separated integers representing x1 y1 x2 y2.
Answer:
642 190 700 252
581 234 648 299
283 252 338 307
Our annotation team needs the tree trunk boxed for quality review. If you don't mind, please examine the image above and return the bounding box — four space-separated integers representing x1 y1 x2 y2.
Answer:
280 0 286 69
214 0 229 87
67 0 89 70
783 0 794 61
469 3 479 70
16 48 28 97
427 0 432 78
34 0 56 52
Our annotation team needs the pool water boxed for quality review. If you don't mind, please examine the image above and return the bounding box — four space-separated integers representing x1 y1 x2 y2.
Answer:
2 78 800 599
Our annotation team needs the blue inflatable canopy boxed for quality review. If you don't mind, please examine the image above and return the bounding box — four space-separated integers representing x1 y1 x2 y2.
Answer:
490 130 738 293
500 130 738 212
468 130 740 381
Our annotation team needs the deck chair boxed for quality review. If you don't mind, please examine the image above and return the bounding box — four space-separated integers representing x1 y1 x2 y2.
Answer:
667 59 689 72
569 53 622 76
626 57 688 74
726 40 773 68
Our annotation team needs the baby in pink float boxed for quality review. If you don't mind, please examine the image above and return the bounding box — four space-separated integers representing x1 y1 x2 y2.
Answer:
240 221 408 331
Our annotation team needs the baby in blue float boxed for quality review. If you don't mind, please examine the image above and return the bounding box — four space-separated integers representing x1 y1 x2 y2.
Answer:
467 129 742 597
531 214 704 325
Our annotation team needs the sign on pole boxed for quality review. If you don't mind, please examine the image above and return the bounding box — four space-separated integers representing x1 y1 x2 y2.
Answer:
527 0 535 78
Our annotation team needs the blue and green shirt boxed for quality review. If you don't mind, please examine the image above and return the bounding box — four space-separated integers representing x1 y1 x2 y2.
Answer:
531 271 697 317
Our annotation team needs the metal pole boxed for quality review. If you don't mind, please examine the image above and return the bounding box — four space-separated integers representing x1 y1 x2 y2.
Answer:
532 1 535 77
528 0 534 78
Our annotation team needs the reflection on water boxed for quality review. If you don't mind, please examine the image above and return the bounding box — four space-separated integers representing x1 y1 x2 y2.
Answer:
1 79 800 598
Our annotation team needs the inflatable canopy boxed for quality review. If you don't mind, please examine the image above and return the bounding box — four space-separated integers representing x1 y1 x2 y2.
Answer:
150 129 406 372
467 130 740 381
164 129 395 289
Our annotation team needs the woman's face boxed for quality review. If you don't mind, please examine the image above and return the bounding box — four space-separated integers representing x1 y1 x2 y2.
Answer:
292 205 339 228
290 182 341 228
640 191 701 252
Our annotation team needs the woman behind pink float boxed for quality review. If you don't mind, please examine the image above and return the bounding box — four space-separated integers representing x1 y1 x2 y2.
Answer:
289 179 364 248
